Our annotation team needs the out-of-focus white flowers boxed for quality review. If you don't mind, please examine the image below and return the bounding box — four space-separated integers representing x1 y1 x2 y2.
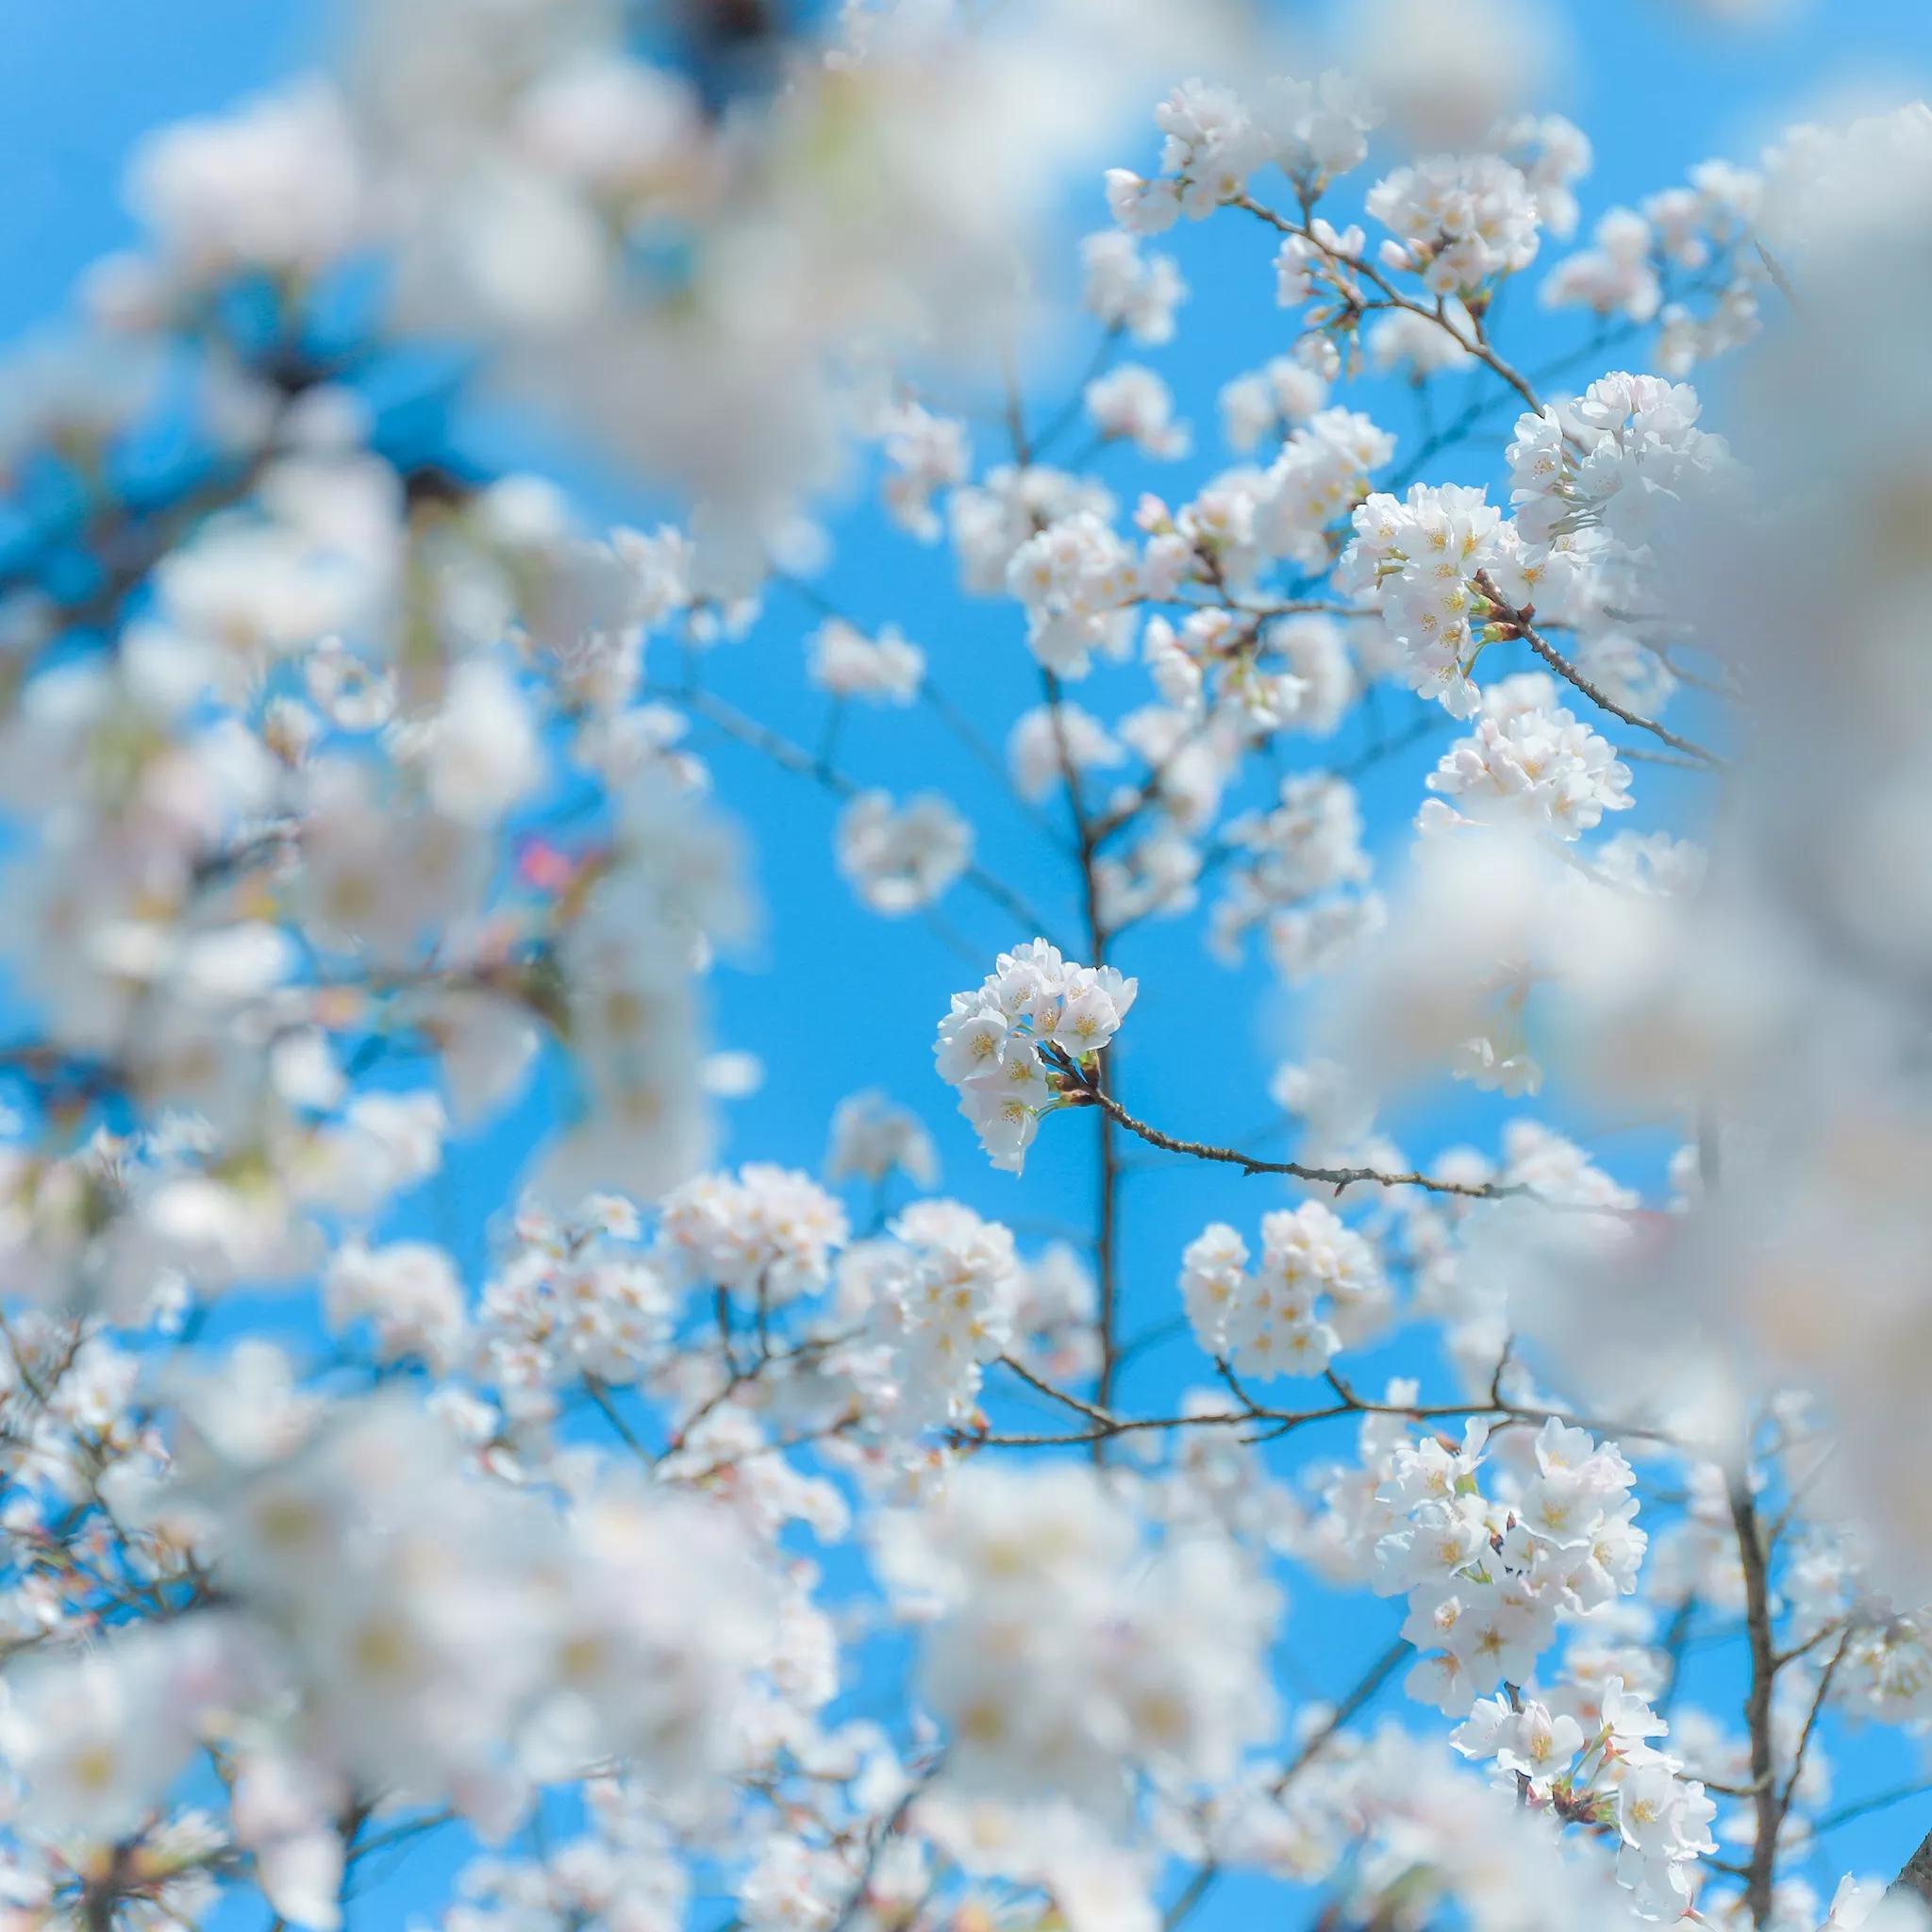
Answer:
14 1379 777 1850
1085 365 1191 458
826 1091 940 1191
325 1239 467 1374
344 0 1250 568
1081 230 1188 343
1219 357 1331 451
1005 509 1143 676
1340 0 1565 150
884 1462 1278 1821
659 1166 849 1307
879 402 973 542
1212 773 1381 982
836 791 973 914
1008 702 1124 802
411 658 545 826
125 81 367 291
1103 70 1379 236
808 619 924 705
1507 372 1732 562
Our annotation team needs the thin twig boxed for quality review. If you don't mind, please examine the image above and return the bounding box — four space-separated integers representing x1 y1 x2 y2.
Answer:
1474 575 1724 768
956 1364 1684 1455
1234 197 1542 415
1056 1071 1575 1206
583 1376 654 1466
1774 1627 1849 1833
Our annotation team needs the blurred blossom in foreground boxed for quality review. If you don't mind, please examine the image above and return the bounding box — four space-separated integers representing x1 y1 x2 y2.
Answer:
341 0 1255 583
1337 0 1569 151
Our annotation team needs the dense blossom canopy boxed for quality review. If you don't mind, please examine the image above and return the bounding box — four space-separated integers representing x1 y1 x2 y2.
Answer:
0 5 1930 1932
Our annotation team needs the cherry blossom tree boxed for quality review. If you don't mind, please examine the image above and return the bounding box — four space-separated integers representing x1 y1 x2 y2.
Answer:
2 5 1931 1932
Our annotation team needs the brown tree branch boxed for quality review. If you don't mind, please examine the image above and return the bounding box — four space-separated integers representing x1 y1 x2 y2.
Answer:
1893 1831 1932 1912
1051 1065 1599 1208
1727 1471 1779 1928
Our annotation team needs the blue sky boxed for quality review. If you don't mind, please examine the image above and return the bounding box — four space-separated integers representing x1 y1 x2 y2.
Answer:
7 1 1932 1925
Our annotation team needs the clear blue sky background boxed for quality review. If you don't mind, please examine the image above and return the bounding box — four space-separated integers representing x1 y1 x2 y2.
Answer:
6 3 1932 1925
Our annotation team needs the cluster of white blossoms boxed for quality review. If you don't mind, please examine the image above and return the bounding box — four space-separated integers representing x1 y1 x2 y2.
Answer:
886 1464 1279 1822
1226 1716 1672 1931
1252 408 1396 575
1322 1413 1649 1719
657 1166 849 1307
1454 1679 1719 1918
435 1787 691 1932
0 404 767 1266
934 941 1137 1173
470 1197 678 1423
846 1202 1022 1438
878 401 973 542
341 0 1233 569
1490 111 1594 239
1277 223 1365 318
948 462 1114 594
1179 1201 1390 1377
1104 71 1380 236
1541 154 1765 372
1421 675 1634 840
1004 508 1143 675
1271 1378 1696 1907
19 1373 777 1914
1107 78 1262 229
1210 774 1382 981
1541 206 1665 325
1266 612 1358 735
323 1237 467 1375
1341 482 1525 713
1137 604 1355 743
1507 371 1732 562
1365 153 1543 293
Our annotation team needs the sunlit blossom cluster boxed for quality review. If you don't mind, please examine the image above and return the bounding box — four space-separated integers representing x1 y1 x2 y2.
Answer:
1180 1201 1390 1377
934 941 1137 1173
